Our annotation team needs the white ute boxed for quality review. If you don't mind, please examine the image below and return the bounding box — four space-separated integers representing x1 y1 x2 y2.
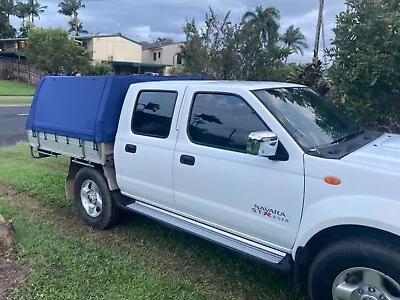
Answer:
27 78 400 300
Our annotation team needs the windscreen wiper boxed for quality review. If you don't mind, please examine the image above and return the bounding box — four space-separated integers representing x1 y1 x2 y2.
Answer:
331 129 363 145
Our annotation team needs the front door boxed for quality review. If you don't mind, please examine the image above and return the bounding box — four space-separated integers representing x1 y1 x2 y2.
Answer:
173 88 304 249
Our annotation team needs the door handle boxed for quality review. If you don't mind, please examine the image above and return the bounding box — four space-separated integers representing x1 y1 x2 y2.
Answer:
180 155 195 166
125 144 137 154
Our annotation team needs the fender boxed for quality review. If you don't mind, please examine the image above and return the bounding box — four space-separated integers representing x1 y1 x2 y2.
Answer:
293 195 400 254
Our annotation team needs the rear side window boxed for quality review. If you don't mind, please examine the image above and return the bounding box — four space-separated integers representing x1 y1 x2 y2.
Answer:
131 91 178 138
188 93 269 153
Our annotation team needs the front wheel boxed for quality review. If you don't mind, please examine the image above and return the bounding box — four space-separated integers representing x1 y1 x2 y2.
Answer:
74 167 118 229
308 238 400 300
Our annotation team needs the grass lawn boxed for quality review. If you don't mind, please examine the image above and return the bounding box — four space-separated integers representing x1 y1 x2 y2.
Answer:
0 80 36 96
0 97 32 105
0 143 306 300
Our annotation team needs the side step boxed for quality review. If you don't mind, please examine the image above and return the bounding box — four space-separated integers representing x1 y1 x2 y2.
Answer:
125 201 291 271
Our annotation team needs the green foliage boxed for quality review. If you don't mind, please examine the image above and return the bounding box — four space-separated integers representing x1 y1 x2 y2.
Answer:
0 0 16 38
25 27 91 75
180 7 291 80
68 16 87 36
289 60 330 96
281 25 308 57
83 62 113 76
58 0 85 18
58 0 87 36
329 0 400 132
242 6 280 49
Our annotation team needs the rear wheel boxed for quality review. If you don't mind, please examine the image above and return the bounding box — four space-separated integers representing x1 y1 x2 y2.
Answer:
74 167 118 229
308 238 400 300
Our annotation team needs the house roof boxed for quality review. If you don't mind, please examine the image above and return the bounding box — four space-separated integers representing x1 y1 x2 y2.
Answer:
74 34 141 45
105 60 171 68
0 33 141 45
0 37 27 42
142 41 184 50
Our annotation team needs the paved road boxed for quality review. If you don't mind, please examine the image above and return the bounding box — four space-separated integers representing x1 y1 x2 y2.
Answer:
0 106 30 147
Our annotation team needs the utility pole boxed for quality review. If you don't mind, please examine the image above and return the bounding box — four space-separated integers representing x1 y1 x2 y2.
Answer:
313 0 324 63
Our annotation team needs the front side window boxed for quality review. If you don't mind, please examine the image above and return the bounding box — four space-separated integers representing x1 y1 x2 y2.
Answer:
188 93 269 153
131 91 178 139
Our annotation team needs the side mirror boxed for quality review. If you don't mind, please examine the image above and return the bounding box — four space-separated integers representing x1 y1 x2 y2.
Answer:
247 131 279 158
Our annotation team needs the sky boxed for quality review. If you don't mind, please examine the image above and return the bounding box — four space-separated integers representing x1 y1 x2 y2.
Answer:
10 0 347 63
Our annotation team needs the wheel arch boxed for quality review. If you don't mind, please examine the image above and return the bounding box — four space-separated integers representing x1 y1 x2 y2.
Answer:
292 224 400 291
65 159 118 200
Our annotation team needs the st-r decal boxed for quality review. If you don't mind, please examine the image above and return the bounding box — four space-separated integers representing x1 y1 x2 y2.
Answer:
252 204 289 223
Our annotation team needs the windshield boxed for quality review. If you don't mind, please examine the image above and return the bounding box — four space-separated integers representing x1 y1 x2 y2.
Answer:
253 87 360 151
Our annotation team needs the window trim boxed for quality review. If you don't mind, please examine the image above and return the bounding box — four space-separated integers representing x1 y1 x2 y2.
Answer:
131 89 179 139
186 91 271 153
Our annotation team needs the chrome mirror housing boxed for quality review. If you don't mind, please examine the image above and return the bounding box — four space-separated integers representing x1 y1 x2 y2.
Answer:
246 131 279 157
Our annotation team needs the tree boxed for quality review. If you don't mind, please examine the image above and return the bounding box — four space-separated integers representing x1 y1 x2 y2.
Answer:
281 25 308 60
180 7 290 81
0 12 15 37
83 62 113 76
58 0 85 19
26 0 47 25
154 37 174 44
68 17 87 36
0 0 16 38
0 0 14 22
329 0 400 132
14 1 29 37
58 0 86 36
25 28 91 75
241 6 280 49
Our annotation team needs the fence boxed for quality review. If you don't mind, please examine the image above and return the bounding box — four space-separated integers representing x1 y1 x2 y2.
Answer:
0 57 45 85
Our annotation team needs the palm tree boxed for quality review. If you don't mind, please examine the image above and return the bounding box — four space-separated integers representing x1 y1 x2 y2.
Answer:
68 17 88 36
58 0 85 19
14 1 30 37
0 0 15 22
26 0 47 25
281 25 308 60
242 6 280 48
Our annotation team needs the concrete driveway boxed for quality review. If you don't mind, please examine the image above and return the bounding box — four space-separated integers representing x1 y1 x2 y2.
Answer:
0 105 30 147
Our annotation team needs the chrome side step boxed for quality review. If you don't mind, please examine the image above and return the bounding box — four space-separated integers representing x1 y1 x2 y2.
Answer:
125 201 291 270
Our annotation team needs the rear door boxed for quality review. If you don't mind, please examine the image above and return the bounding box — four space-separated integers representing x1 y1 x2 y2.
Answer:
115 85 187 209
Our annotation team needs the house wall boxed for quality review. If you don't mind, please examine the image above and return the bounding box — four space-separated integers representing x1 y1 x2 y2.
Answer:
142 47 161 64
141 43 184 66
92 36 142 62
161 43 183 66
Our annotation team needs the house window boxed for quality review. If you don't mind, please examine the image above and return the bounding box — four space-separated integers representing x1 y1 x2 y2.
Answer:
158 52 161 59
153 52 157 61
176 53 183 65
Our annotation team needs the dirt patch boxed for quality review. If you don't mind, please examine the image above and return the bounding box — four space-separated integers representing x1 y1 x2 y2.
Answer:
0 214 27 300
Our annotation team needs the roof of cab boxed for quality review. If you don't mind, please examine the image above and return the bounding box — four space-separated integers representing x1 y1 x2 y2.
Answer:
131 80 306 90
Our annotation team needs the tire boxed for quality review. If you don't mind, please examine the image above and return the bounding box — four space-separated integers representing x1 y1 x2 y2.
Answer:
308 238 400 300
74 167 119 229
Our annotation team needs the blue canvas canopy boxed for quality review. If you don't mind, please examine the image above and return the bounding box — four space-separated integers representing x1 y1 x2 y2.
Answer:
26 75 201 142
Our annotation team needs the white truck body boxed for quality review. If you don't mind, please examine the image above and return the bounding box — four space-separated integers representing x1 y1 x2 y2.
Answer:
28 79 400 300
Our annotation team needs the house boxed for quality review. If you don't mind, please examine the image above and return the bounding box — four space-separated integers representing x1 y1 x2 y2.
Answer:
0 38 27 59
74 34 167 75
142 41 184 75
0 34 167 75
